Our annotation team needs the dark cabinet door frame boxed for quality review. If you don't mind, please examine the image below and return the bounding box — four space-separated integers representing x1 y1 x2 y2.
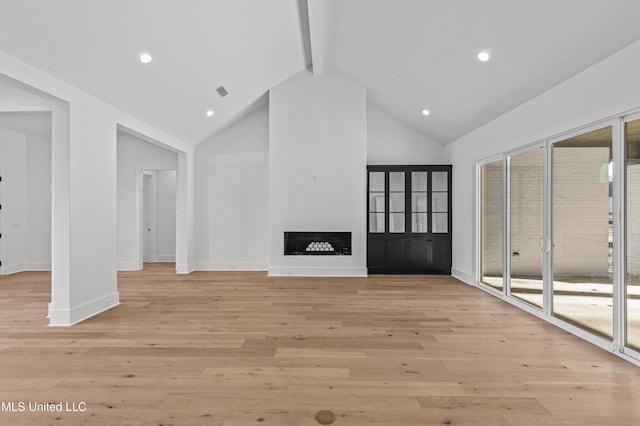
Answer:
367 165 452 274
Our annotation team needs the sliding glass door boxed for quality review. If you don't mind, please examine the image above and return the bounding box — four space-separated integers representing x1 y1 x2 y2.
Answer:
478 120 630 354
508 146 544 309
480 159 504 290
551 126 614 339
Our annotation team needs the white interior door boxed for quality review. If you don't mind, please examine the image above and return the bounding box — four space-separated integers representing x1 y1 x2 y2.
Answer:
142 173 152 263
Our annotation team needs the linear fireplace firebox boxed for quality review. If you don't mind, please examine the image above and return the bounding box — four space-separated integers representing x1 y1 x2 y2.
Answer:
284 232 352 256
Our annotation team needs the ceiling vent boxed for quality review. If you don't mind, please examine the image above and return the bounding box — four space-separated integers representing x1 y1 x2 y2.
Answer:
216 85 229 98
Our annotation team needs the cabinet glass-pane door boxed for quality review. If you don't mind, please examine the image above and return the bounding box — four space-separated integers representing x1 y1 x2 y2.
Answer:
431 171 449 233
389 172 405 233
411 172 428 233
369 172 385 233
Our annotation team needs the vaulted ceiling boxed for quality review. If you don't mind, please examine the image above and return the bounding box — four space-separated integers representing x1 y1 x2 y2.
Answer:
1 0 640 145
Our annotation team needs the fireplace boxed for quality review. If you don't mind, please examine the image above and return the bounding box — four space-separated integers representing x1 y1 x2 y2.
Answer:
284 232 352 256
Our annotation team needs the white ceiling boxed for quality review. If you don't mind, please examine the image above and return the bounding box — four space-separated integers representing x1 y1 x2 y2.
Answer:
1 0 640 145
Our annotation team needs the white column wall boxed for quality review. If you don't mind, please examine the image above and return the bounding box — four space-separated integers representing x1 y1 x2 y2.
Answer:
176 151 194 274
269 68 367 276
66 103 119 317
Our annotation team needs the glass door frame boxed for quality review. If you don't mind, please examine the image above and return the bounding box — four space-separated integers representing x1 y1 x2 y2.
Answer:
622 112 640 359
476 142 550 318
476 155 506 295
506 142 548 314
546 119 620 347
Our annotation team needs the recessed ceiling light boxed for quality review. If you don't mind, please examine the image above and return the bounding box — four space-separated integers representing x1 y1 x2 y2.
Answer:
477 51 490 62
206 110 215 117
139 53 153 64
421 109 430 116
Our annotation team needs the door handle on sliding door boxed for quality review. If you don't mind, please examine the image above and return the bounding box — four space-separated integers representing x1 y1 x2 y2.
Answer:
538 237 552 253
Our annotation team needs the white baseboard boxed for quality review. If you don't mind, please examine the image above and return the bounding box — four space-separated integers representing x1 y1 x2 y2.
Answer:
451 267 474 286
155 255 176 262
176 263 194 275
0 263 25 275
195 262 268 271
268 267 368 277
1 262 53 274
48 291 120 326
25 262 52 271
119 259 177 271
117 262 139 271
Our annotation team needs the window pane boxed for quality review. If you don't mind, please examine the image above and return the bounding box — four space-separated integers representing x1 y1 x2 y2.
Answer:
369 193 385 212
389 213 405 233
389 172 405 191
509 147 544 309
412 213 427 233
370 172 385 192
432 213 448 233
369 213 385 233
432 171 448 191
432 192 448 212
481 160 504 290
552 126 613 340
412 172 427 191
389 193 405 212
412 193 427 212
627 119 640 350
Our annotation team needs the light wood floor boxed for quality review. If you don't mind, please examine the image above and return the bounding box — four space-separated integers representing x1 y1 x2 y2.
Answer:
1 264 640 426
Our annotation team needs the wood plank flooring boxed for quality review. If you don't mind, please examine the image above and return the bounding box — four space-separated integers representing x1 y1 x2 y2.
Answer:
1 263 639 425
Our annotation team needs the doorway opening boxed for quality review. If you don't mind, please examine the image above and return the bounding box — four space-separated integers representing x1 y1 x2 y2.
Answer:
0 112 52 277
116 127 180 273
138 169 177 270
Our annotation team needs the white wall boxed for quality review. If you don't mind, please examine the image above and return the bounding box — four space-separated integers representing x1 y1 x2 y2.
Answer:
155 169 177 262
0 127 52 273
193 95 444 273
25 131 52 270
117 131 178 269
269 68 367 276
367 103 445 165
195 106 269 270
1 49 195 325
446 40 640 284
0 128 26 274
